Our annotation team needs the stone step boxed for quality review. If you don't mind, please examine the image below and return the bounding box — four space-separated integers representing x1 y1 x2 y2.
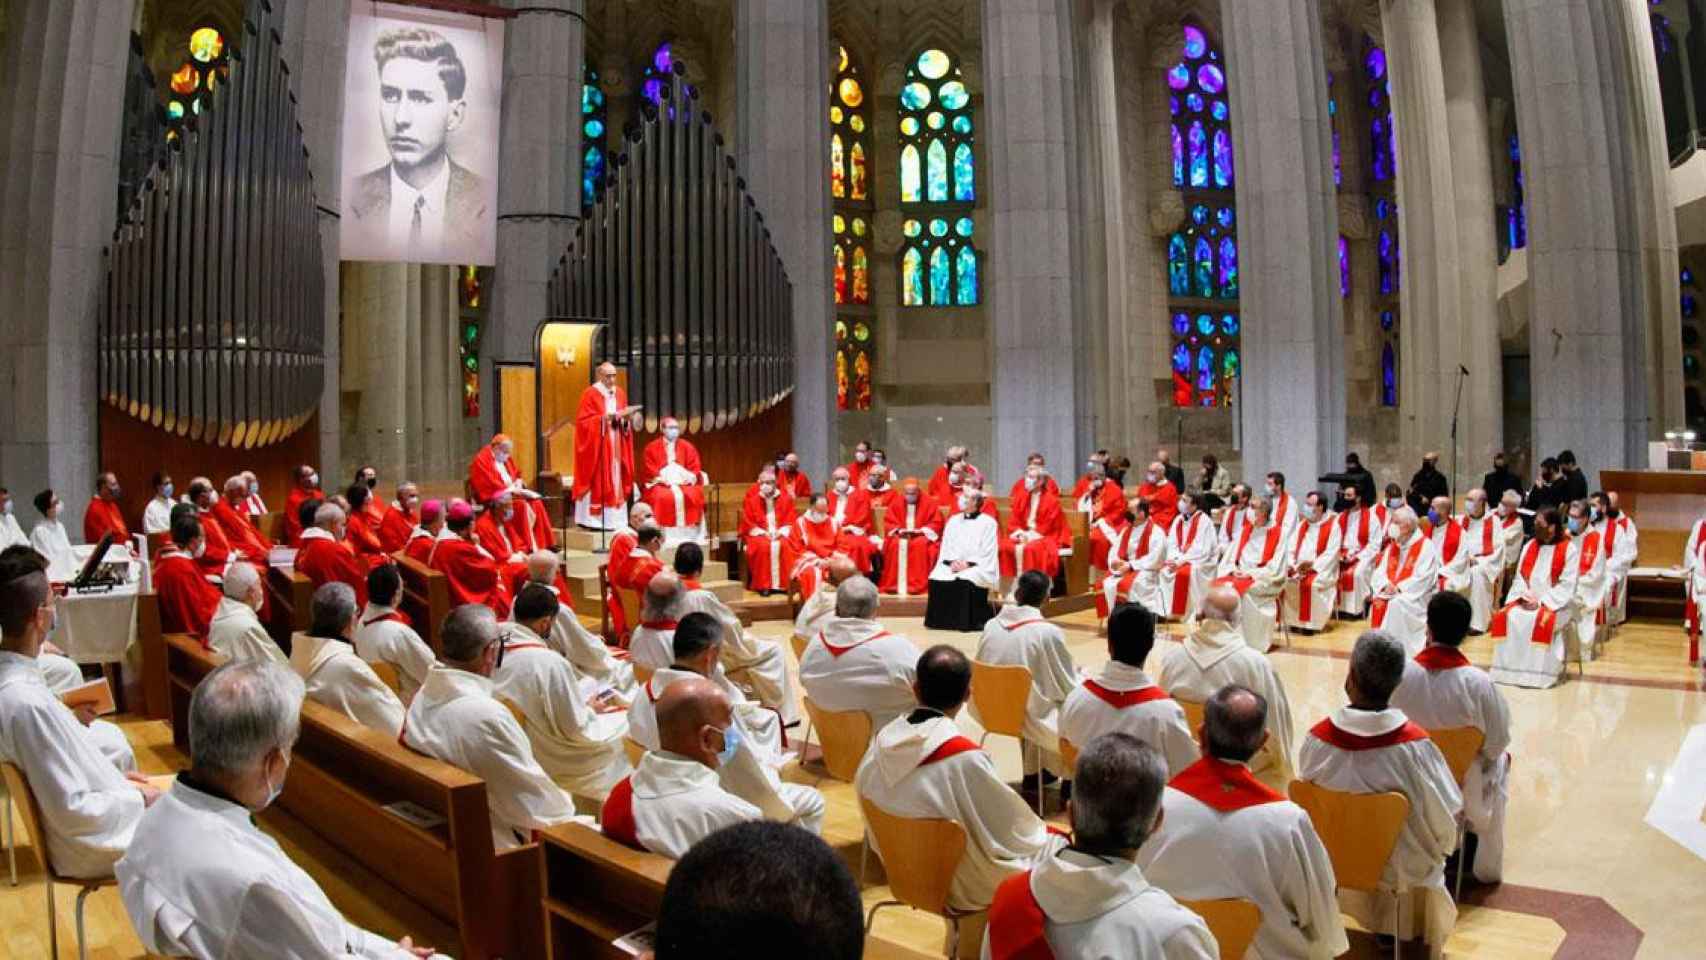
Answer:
699 579 744 603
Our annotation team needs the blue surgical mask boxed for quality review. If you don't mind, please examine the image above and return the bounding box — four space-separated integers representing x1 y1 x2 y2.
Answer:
715 723 741 766
1426 509 1441 525
1388 498 1403 510
248 481 259 496
1567 517 1584 534
161 483 174 499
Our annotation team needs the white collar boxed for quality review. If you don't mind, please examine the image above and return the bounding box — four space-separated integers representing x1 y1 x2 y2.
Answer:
1329 704 1410 737
1095 660 1157 691
630 750 721 799
288 632 353 681
389 159 451 216
1183 619 1245 669
419 663 493 702
299 527 336 544
1031 847 1149 924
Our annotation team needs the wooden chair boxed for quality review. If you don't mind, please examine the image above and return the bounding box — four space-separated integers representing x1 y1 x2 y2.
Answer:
1 761 115 960
859 797 972 958
1425 726 1486 899
971 660 1049 815
369 660 403 696
1177 697 1206 732
1058 737 1079 775
790 632 809 660
623 738 647 766
1180 898 1263 960
801 698 872 782
1288 780 1412 959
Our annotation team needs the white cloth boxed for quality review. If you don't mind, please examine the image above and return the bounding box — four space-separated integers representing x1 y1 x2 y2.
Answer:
1104 521 1169 615
932 512 999 589
854 713 1052 911
628 622 677 672
531 583 635 696
1284 514 1343 631
619 750 765 859
402 664 576 850
208 597 285 665
31 519 77 575
798 617 920 732
983 847 1217 960
1336 505 1388 616
626 666 794 819
1370 531 1441 655
491 622 630 802
1489 538 1579 689
1391 654 1511 883
1596 515 1637 626
1571 530 1610 660
1215 520 1289 653
1157 512 1217 619
1138 775 1348 960
1155 621 1296 784
352 605 436 703
1058 660 1198 777
116 778 424 959
386 159 450 252
683 586 799 724
52 582 142 664
142 497 175 536
0 650 143 878
1297 706 1462 949
1459 514 1507 633
793 582 839 636
1688 520 1706 636
287 633 404 737
0 510 28 549
972 605 1079 776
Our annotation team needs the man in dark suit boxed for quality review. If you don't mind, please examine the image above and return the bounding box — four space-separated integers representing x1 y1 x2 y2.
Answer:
346 27 488 260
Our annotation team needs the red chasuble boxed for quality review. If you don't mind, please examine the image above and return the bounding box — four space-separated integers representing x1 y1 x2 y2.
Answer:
469 445 557 551
377 505 416 554
83 497 130 546
154 550 221 638
429 537 512 618
878 494 940 596
988 872 1056 960
571 384 635 510
641 437 707 526
213 499 272 559
403 533 436 567
295 534 372 607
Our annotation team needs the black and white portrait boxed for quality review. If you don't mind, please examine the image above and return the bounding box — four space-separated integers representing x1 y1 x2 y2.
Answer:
341 3 502 265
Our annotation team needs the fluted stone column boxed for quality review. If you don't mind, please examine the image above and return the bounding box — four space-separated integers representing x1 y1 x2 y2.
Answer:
735 0 835 477
488 0 583 442
982 0 1086 488
1222 0 1344 492
1504 0 1683 481
0 0 135 536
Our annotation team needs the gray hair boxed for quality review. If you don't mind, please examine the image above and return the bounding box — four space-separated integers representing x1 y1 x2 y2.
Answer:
1500 489 1522 507
1389 505 1418 527
641 578 687 621
1350 629 1407 703
222 562 262 602
1248 494 1273 518
188 660 306 778
440 603 500 662
313 501 345 530
223 475 248 496
834 576 879 620
1071 732 1168 855
309 581 357 637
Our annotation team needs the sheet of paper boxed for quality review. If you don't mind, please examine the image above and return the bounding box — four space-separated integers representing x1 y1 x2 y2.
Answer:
612 923 656 957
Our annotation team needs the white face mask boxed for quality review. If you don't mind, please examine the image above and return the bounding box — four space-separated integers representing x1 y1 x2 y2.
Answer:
760 484 776 498
261 755 287 809
1 500 10 516
161 483 174 499
1024 474 1039 490
833 479 849 494
1387 498 1403 510
248 481 259 496
854 450 867 462
1146 472 1160 485
664 427 680 441
1388 524 1403 541
958 495 974 512
502 507 515 521
307 472 320 488
494 450 509 463
193 540 207 558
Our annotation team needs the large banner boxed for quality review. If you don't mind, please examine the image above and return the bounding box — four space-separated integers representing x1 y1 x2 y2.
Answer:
341 2 503 265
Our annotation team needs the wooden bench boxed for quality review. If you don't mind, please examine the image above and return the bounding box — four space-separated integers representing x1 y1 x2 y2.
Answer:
540 823 672 959
162 633 546 960
266 565 313 643
393 552 451 655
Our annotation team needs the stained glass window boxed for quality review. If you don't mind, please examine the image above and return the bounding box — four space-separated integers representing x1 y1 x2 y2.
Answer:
581 65 607 213
641 41 674 106
832 45 876 409
900 217 979 307
1167 24 1238 407
458 266 486 418
1339 235 1351 299
897 47 980 308
1506 133 1527 252
1374 197 1402 408
159 26 230 142
1366 40 1395 183
1327 71 1342 188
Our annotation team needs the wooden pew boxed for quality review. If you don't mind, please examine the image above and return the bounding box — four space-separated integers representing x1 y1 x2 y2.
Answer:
161 633 545 960
266 565 313 643
540 823 671 959
393 552 450 655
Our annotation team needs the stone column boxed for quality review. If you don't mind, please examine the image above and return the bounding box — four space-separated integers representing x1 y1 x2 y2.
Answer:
1503 0 1683 481
734 0 835 477
0 0 134 535
1222 0 1345 492
488 0 583 443
981 0 1086 488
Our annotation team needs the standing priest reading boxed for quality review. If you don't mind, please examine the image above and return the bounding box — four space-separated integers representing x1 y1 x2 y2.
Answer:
926 488 999 631
573 362 639 531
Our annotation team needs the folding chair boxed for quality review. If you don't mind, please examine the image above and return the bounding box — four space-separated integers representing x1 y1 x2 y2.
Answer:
859 797 972 958
2 761 116 960
1424 726 1486 899
970 661 1050 815
1289 780 1411 959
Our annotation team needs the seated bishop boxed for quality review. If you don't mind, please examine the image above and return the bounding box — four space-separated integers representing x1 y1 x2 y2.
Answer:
1137 687 1347 960
1157 492 1217 622
296 503 374 609
878 476 941 598
975 572 1080 789
1456 489 1507 634
1100 498 1166 620
429 500 513 619
474 493 532 584
986 734 1216 960
207 564 285 665
402 499 445 566
288 583 405 737
788 495 841 601
642 417 708 544
674 543 798 724
999 459 1069 582
1335 485 1388 618
1369 507 1441 655
1073 460 1126 529
353 564 437 704
468 433 556 551
601 503 654 641
376 482 420 554
1489 507 1579 689
824 467 877 574
1060 604 1198 777
518 550 636 697
799 576 920 731
1284 492 1343 632
1590 491 1637 627
741 470 798 596
1211 494 1289 653
1298 630 1463 949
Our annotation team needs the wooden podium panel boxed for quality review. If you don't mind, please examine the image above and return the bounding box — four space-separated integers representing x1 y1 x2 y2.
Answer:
1600 470 1706 568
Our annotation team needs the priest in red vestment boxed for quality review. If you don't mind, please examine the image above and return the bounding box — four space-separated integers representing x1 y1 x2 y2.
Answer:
925 445 972 505
1000 463 1069 580
155 514 221 638
1070 450 1111 500
788 496 841 600
772 451 812 500
1074 465 1127 527
377 482 420 554
295 503 374 608
469 433 558 550
878 478 941 597
825 467 876 573
213 477 273 563
614 526 667 594
1135 460 1180 530
184 479 236 579
1005 453 1061 500
570 362 638 531
641 416 707 536
475 493 531 584
428 499 512 617
82 472 130 547
403 499 444 566
342 484 391 564
741 472 798 595
845 439 876 486
281 464 322 547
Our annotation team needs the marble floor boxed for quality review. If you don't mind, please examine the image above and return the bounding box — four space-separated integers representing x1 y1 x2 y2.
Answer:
2 610 1701 958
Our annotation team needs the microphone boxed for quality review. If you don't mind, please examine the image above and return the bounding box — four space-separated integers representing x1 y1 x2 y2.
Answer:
1459 364 1470 376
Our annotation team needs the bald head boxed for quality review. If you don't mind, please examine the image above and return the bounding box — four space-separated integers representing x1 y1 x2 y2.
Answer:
1430 496 1452 518
655 676 733 766
825 554 859 587
1202 684 1268 763
629 502 654 527
642 571 685 621
525 550 559 585
1202 584 1240 624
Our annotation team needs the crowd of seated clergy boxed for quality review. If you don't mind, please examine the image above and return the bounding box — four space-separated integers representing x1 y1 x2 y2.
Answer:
289 582 406 738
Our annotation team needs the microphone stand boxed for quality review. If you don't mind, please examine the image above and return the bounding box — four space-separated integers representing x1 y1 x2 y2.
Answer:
1450 365 1468 503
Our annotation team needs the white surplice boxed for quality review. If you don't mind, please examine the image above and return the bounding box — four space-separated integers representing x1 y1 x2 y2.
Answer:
401 664 576 850
31 518 77 574
1571 530 1609 661
1336 505 1388 616
793 581 838 636
1489 538 1579 689
352 604 436 704
1058 660 1198 777
683 585 799 724
983 848 1216 960
972 605 1079 776
1458 513 1507 633
1595 515 1637 626
1157 511 1218 620
1137 760 1348 960
627 622 677 671
0 510 28 549
617 750 764 858
1214 521 1289 653
1103 520 1168 616
0 650 143 879
142 496 175 536
116 779 426 959
532 583 635 696
208 597 285 665
492 622 630 802
1391 650 1511 883
932 512 1000 589
1284 514 1343 631
1297 706 1462 950
287 633 405 737
854 713 1052 911
1154 620 1296 786
798 616 920 731
1369 531 1441 655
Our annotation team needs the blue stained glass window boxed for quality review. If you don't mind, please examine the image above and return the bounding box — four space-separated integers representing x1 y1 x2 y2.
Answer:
898 46 979 307
1173 342 1192 373
1381 343 1397 406
1186 93 1204 113
1183 25 1207 59
1188 122 1208 187
641 41 674 106
1684 294 1697 318
1171 126 1184 186
926 140 948 201
956 246 978 305
1212 129 1233 187
1218 237 1238 296
1223 348 1239 381
1169 64 1192 90
953 143 974 201
1197 347 1217 403
1194 237 1215 298
928 246 950 305
1378 230 1396 296
1169 234 1190 296
1198 64 1225 94
1173 313 1190 336
1684 268 1696 285
1191 204 1209 225
1211 100 1228 121
1216 206 1234 229
580 66 607 211
1196 314 1215 335
902 247 924 305
1380 310 1395 331
1220 314 1239 335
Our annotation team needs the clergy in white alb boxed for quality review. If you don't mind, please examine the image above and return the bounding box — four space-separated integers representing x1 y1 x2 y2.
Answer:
1136 687 1347 960
1426 498 1472 605
29 489 79 575
1212 484 1251 564
973 571 1079 781
984 734 1215 960
1099 498 1167 620
1368 507 1441 655
798 575 921 731
674 541 799 724
1687 515 1706 645
401 605 576 850
288 583 405 737
1059 603 1198 777
1211 494 1288 653
1391 592 1511 884
1335 485 1388 617
116 660 441 959
1590 492 1637 627
1565 501 1610 662
1155 585 1296 788
493 586 631 806
0 489 29 549
143 473 175 535
794 554 858 637
854 644 1054 918
1157 493 1217 621
1284 492 1343 632
627 570 692 671
1261 472 1302 544
924 492 999 633
352 564 437 704
520 551 637 697
1455 490 1507 633
1489 508 1580 689
0 545 151 879
207 564 286 665
1298 631 1462 948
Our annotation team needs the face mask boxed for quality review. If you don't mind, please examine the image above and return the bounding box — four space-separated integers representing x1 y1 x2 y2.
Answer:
495 450 509 463
1567 517 1584 534
1180 501 1194 516
109 485 122 500
1147 472 1160 485
248 481 259 496
760 484 776 497
1311 505 1325 521
1426 509 1441 525
1087 461 1097 471
502 507 515 521
1264 484 1277 498
365 476 377 490
784 462 798 474
193 540 207 558
308 472 320 488
715 723 741 766
1024 475 1039 490
1388 524 1403 541
1387 498 1403 510
161 483 174 499
833 479 849 494
405 497 419 512
664 427 680 441
958 495 974 512
854 451 867 462
262 757 286 809
1 500 11 516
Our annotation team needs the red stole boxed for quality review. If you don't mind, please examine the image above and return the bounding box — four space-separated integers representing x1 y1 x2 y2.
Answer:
1169 757 1286 812
1294 520 1336 622
920 735 982 766
1081 678 1169 709
639 619 678 631
988 871 1055 960
600 776 642 849
1577 530 1601 574
1477 515 1496 556
1489 538 1572 645
819 629 891 658
1214 523 1283 596
1414 645 1471 671
1369 537 1426 629
1436 519 1464 564
1169 514 1203 615
1309 717 1430 751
